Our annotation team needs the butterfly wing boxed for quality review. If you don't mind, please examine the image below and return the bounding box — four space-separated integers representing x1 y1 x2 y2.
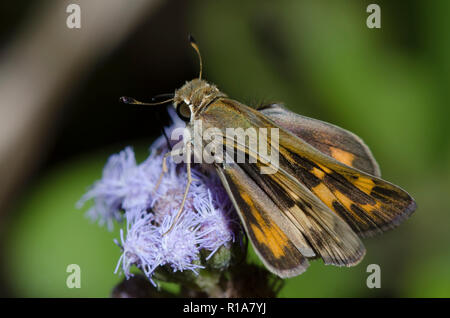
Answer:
269 118 416 238
202 98 416 242
222 158 367 268
259 103 381 177
215 161 313 278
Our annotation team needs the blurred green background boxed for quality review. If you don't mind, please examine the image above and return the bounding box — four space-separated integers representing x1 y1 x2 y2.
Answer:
1 0 449 297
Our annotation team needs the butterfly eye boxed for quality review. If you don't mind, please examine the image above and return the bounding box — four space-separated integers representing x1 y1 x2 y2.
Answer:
176 102 191 121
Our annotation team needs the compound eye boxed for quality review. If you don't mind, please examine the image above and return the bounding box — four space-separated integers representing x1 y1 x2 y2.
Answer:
176 102 191 121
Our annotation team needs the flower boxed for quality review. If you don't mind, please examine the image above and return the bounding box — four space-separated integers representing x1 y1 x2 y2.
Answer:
77 147 157 230
114 211 158 281
78 106 241 284
157 211 204 274
194 190 238 260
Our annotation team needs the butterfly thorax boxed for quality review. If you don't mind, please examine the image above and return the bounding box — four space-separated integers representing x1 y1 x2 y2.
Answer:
174 79 227 118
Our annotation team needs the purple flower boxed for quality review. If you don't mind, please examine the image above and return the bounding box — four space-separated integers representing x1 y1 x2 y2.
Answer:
77 147 158 230
115 208 207 286
157 212 204 274
79 107 241 283
195 191 239 259
114 211 158 281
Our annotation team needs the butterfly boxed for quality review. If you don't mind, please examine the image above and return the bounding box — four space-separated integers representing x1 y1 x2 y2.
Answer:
121 36 416 278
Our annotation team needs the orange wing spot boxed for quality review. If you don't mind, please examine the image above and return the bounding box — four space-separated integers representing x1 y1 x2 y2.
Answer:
366 201 382 211
351 176 376 195
334 191 364 223
266 225 290 258
330 147 355 167
250 224 266 247
250 224 287 258
355 204 384 223
241 192 288 259
311 167 326 179
312 183 335 210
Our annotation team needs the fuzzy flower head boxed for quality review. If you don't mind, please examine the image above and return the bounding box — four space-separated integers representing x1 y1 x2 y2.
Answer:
79 107 242 283
157 212 204 274
194 191 238 259
77 147 158 230
115 211 159 280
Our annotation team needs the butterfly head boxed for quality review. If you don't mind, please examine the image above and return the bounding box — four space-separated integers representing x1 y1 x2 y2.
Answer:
173 79 225 122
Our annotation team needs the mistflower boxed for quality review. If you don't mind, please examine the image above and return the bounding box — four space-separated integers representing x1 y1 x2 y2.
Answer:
157 211 205 274
114 211 159 281
78 107 241 286
194 191 238 260
77 147 157 230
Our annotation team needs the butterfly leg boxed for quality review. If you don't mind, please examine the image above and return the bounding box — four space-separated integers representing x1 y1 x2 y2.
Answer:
162 142 193 236
153 152 171 194
153 147 186 194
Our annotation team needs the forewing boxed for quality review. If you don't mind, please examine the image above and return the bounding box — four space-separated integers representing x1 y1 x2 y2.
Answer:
275 133 416 238
259 103 381 177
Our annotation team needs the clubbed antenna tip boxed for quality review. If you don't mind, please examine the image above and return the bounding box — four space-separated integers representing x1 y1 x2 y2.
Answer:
188 34 203 80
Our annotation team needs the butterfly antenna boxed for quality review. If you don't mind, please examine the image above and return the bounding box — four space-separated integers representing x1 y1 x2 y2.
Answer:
188 34 203 80
119 96 174 106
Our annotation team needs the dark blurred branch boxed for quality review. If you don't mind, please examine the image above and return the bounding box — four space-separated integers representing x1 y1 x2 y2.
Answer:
0 0 162 212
